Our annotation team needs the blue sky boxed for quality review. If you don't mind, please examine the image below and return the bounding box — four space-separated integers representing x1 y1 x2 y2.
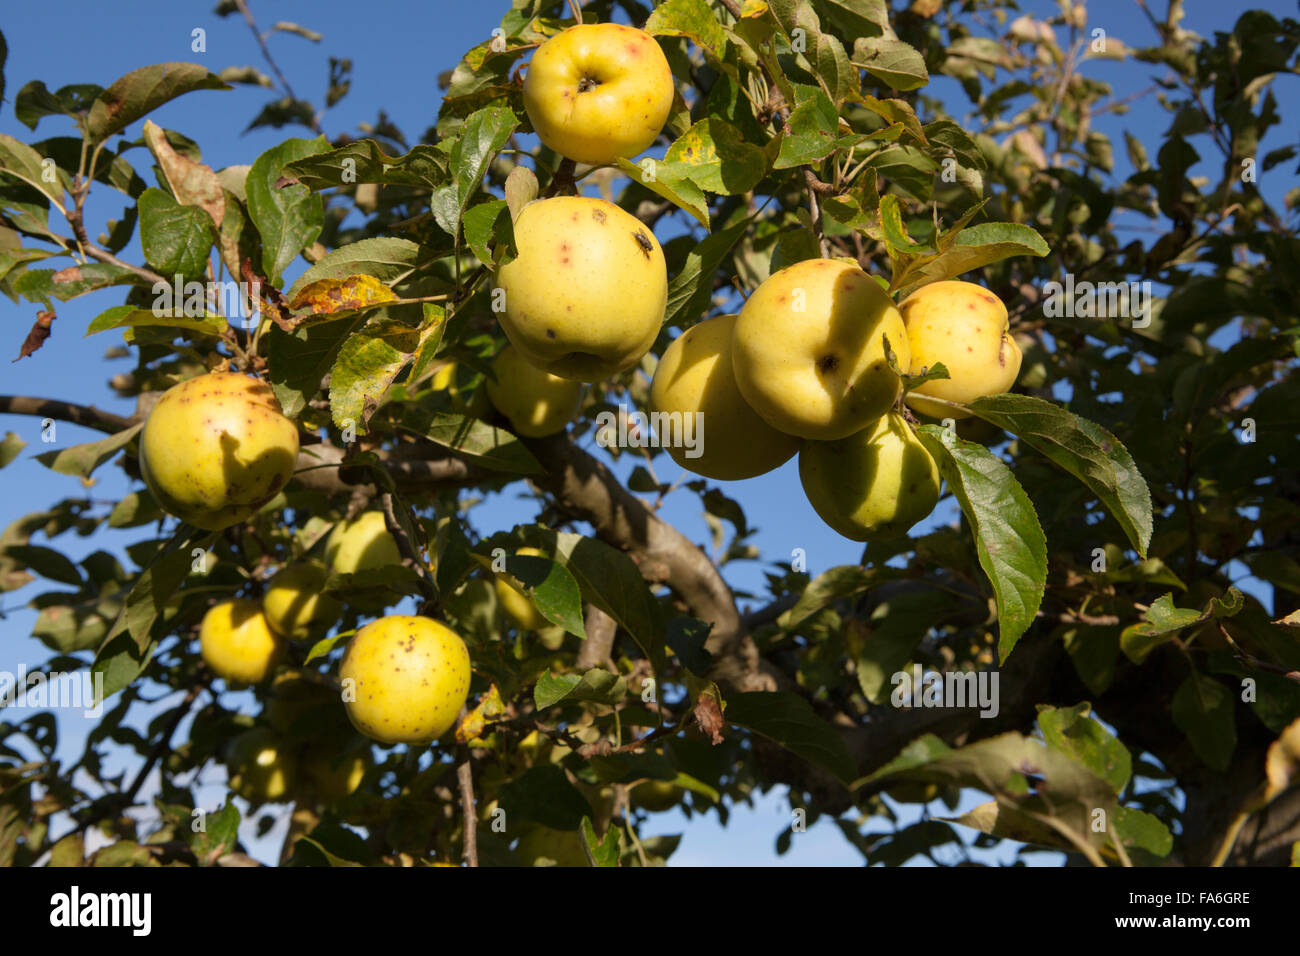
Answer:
0 0 1293 866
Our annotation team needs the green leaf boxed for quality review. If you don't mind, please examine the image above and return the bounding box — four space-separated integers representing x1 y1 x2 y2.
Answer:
304 630 353 664
665 118 766 196
1 544 83 587
266 314 363 419
615 156 709 229
0 133 65 207
188 802 240 864
246 137 329 285
88 304 225 339
399 406 540 474
86 62 230 142
857 589 965 704
580 816 620 867
645 0 728 63
287 237 427 296
774 87 856 169
1112 806 1174 859
0 431 25 468
879 193 928 258
13 81 103 132
663 216 748 328
534 669 627 710
504 553 587 639
550 531 665 670
852 36 929 91
328 318 421 431
35 423 142 479
1120 588 1244 664
138 188 215 280
1172 672 1237 772
724 691 856 783
280 140 449 191
498 765 593 831
1036 703 1132 794
899 222 1050 292
967 394 1153 557
33 599 117 653
778 565 875 629
917 426 1047 662
462 198 512 267
430 103 517 238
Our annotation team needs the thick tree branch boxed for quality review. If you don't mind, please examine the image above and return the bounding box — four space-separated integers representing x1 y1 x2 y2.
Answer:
0 395 136 433
576 603 617 670
525 433 778 692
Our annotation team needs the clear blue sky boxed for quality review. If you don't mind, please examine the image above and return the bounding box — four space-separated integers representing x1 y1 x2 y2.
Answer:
0 0 1292 866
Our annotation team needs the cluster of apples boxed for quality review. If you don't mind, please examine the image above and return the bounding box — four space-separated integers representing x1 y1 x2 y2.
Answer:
512 22 1023 541
651 271 1021 540
136 374 478 766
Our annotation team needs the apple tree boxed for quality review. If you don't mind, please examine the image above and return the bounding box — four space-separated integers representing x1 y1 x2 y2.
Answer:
1 0 1299 867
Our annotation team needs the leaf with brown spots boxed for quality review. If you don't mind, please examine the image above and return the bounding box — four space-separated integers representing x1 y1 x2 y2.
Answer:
288 274 398 323
142 120 226 228
12 309 55 362
455 684 506 743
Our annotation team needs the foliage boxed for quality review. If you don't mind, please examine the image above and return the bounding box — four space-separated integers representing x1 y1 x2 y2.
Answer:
0 0 1298 868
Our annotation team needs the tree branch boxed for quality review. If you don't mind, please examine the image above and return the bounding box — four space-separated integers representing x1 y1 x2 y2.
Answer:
456 746 478 867
0 395 136 433
525 433 779 692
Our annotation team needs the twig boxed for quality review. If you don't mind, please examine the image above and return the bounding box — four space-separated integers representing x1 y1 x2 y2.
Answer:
457 746 479 867
377 491 439 607
121 679 208 807
232 0 325 135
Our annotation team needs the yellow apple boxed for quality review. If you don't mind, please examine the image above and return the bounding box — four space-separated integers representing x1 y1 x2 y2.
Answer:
485 345 584 437
900 280 1022 420
138 372 299 530
300 740 370 801
494 196 666 382
324 511 402 574
630 779 681 812
339 615 471 745
799 412 941 541
199 599 285 684
732 258 910 440
226 728 296 803
265 673 346 735
515 825 588 867
494 546 550 632
649 314 801 480
522 23 674 165
262 562 341 640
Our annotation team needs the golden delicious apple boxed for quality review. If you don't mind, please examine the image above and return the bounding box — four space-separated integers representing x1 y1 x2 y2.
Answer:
485 345 584 437
494 196 666 382
799 412 941 541
266 673 346 735
494 546 550 632
630 779 681 812
300 740 370 801
138 372 299 530
515 825 588 867
522 23 674 165
900 280 1022 419
262 562 341 640
732 258 910 440
649 314 801 480
226 728 296 803
199 599 285 684
324 511 402 574
339 615 471 745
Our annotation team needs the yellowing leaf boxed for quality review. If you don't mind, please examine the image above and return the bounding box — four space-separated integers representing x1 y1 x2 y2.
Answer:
288 274 397 317
456 684 506 744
